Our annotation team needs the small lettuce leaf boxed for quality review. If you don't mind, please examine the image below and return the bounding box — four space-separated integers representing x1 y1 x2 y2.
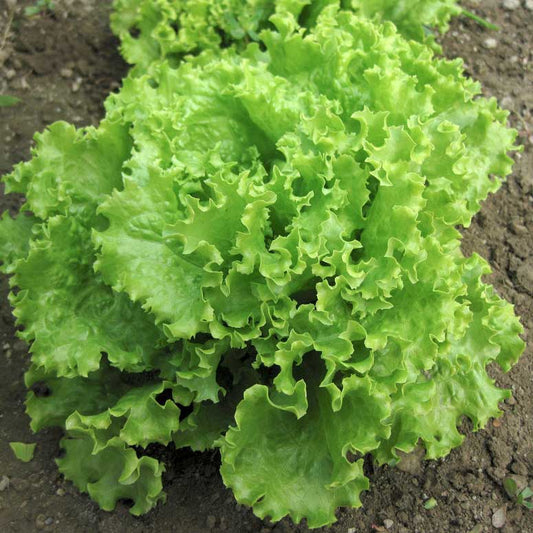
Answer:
9 442 36 463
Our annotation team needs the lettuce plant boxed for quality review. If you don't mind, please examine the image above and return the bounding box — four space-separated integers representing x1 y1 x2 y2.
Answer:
111 0 461 72
0 7 524 528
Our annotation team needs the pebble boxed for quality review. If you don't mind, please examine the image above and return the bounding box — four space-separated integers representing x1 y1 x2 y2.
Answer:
502 0 520 9
492 505 507 529
72 77 83 93
396 447 424 475
510 221 527 235
60 67 73 78
0 476 9 491
35 514 47 529
56 488 65 496
506 395 516 405
384 519 394 529
526 0 533 11
483 38 498 50
347 528 356 533
500 95 514 109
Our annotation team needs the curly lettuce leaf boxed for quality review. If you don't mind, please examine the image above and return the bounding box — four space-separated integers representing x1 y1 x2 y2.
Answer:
64 380 182 449
25 364 129 432
220 372 391 528
4 120 132 222
0 212 36 274
11 216 164 377
57 434 165 515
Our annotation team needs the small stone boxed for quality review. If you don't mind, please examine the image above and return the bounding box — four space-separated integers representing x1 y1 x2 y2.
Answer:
55 488 65 496
0 476 9 491
492 506 507 529
5 69 16 80
510 221 528 235
44 517 53 526
525 0 533 10
396 447 424 475
384 519 394 529
483 38 498 49
72 77 83 93
510 460 528 476
60 68 73 78
35 514 47 529
506 395 516 405
502 0 520 9
500 95 514 109
347 528 356 533
206 515 216 529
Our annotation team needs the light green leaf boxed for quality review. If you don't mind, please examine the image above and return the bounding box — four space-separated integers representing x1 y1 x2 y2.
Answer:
11 216 164 377
9 442 36 463
0 212 37 274
57 434 165 515
220 373 391 527
0 95 20 107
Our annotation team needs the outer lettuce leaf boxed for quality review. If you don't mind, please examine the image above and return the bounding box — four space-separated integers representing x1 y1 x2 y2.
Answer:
4 120 132 222
25 364 129 432
65 380 182 449
57 434 165 515
11 216 164 377
0 212 36 274
220 374 391 528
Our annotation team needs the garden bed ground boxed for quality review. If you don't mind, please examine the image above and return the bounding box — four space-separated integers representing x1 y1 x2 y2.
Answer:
0 1 531 532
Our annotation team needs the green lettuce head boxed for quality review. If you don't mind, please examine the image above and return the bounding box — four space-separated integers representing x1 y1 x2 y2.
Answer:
111 0 461 72
0 7 523 528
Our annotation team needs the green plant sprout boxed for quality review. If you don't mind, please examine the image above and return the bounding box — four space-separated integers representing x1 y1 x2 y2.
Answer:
504 477 533 510
461 8 500 31
24 0 55 17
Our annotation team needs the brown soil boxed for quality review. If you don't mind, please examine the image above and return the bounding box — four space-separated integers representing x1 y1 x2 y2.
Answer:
0 1 531 532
